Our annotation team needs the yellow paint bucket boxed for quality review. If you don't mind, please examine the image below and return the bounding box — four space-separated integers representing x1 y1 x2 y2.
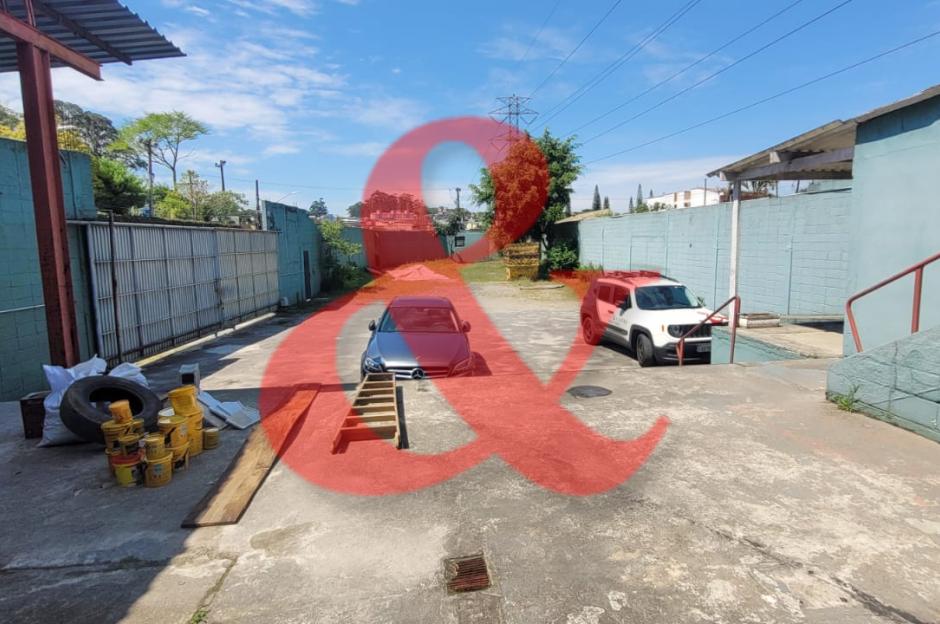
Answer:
118 433 140 456
168 385 200 416
105 448 120 475
144 433 165 460
188 425 203 457
100 420 128 452
112 452 142 487
158 415 188 447
131 418 145 435
145 452 172 488
168 440 189 462
187 409 204 431
109 400 133 425
169 442 190 471
203 427 219 450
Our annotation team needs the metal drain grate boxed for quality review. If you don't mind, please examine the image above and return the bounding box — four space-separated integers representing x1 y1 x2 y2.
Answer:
445 554 491 593
567 385 612 398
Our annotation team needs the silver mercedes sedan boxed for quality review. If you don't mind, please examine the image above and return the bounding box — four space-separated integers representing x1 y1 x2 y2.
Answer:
360 296 474 380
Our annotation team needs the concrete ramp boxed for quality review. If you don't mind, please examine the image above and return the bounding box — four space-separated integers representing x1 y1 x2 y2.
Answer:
828 325 940 442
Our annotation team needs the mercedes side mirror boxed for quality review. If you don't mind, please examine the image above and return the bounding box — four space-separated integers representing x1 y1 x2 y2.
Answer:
368 320 376 331
461 320 471 333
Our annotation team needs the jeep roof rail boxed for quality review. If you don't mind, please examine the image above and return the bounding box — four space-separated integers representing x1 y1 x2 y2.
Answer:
599 270 663 282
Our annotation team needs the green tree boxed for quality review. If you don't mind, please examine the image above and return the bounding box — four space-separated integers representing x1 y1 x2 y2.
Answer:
54 100 119 158
603 196 610 212
635 184 643 210
628 197 634 212
0 104 19 128
320 219 363 290
114 111 208 186
470 129 581 250
154 188 191 220
346 201 363 218
202 190 250 223
309 197 329 220
592 185 601 211
92 158 146 215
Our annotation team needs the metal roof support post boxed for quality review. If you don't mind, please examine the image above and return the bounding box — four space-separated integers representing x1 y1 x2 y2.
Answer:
728 180 741 321
16 39 79 366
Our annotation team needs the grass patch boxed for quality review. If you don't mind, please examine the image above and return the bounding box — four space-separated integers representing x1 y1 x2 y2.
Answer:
832 385 861 412
189 609 209 624
459 259 506 283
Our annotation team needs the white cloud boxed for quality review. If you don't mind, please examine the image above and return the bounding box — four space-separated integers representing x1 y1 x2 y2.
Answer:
184 5 211 18
263 143 303 156
572 155 739 211
343 96 428 132
320 141 387 157
478 25 575 62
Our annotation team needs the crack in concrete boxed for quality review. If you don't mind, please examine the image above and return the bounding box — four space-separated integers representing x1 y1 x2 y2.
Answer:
635 497 934 624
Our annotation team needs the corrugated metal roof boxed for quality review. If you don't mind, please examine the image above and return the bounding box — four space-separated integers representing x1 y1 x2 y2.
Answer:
0 0 183 73
708 83 940 181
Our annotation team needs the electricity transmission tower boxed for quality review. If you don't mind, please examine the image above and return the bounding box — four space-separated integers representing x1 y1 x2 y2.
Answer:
489 94 537 150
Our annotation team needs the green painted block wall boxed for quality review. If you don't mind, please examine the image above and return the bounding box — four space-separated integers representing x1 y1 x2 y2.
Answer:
0 139 96 400
845 93 940 354
264 201 321 305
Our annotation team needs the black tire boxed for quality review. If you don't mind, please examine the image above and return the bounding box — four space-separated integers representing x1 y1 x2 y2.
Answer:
581 316 601 345
635 333 657 367
60 376 161 444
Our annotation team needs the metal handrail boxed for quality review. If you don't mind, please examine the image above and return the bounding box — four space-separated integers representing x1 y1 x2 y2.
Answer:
677 295 740 366
846 250 940 352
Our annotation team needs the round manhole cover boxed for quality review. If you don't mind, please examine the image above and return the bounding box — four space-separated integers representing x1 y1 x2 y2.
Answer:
567 385 612 398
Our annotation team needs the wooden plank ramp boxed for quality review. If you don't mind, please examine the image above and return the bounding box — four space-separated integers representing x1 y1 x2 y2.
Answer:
331 372 400 453
182 384 319 528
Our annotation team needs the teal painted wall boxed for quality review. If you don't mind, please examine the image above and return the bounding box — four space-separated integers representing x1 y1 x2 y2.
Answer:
264 200 321 305
577 189 852 316
845 94 940 354
338 226 483 268
0 139 96 400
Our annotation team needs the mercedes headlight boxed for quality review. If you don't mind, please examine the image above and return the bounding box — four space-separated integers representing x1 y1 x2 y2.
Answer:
363 356 383 372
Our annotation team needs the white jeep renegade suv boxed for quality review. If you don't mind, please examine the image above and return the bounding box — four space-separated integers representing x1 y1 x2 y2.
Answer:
579 271 721 366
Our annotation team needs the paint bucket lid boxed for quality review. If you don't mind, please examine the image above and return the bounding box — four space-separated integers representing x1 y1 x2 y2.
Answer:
158 407 175 419
158 415 187 431
101 419 127 434
111 452 141 465
144 433 164 448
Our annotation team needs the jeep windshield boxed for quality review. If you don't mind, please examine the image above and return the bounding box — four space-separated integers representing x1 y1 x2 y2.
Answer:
379 307 459 333
634 285 702 310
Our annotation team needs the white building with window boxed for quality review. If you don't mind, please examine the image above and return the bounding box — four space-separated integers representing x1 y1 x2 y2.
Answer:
647 187 722 209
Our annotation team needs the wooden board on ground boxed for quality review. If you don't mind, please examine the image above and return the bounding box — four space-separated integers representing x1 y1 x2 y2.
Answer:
181 384 319 528
331 373 400 453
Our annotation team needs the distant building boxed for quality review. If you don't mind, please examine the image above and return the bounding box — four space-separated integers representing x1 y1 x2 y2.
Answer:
647 187 722 209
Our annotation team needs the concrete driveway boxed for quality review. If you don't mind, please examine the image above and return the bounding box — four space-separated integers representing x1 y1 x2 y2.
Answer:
2 278 939 624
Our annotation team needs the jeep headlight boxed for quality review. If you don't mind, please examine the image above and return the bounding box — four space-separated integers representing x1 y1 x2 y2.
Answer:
667 325 684 338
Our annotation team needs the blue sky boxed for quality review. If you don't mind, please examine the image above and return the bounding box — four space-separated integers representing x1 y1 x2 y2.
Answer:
2 0 940 214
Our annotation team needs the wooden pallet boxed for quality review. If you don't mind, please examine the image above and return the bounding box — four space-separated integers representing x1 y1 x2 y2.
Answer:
331 373 400 453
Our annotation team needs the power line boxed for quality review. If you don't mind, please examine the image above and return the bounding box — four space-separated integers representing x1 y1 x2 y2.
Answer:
582 0 855 146
517 0 563 66
583 28 940 166
567 0 807 136
535 0 703 130
528 0 624 98
225 176 454 194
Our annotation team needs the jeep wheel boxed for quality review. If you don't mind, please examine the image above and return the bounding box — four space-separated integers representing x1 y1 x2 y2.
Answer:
635 333 657 367
581 316 601 345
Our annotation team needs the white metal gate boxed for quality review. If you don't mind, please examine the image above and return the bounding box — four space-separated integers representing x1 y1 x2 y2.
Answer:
84 221 279 362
